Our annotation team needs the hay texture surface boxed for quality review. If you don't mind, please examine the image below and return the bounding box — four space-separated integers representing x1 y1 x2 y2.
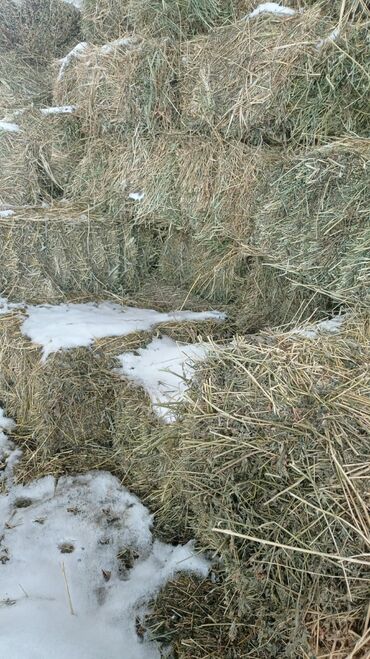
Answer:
0 52 51 113
252 139 370 305
180 9 369 144
0 108 84 207
143 314 370 657
54 36 178 136
0 204 125 303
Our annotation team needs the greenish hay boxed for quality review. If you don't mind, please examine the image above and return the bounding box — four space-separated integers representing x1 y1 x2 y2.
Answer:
252 138 370 306
0 0 81 65
81 0 246 43
137 314 370 657
0 52 51 113
0 203 128 303
0 108 85 206
180 9 369 145
54 36 178 136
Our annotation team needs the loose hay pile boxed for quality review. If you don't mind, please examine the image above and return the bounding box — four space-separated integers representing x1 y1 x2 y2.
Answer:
0 108 84 206
54 36 178 136
0 52 51 113
141 314 370 657
180 9 370 145
0 204 126 302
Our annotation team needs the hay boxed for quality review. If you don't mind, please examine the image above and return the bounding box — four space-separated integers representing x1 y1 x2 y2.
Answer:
180 9 369 145
0 203 129 302
0 0 81 65
142 313 370 657
252 138 370 306
54 36 178 136
81 0 246 43
0 52 51 113
0 108 84 206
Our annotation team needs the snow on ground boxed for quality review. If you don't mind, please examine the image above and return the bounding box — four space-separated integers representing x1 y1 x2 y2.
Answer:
291 314 345 339
0 297 24 315
248 3 297 18
0 472 208 659
21 302 225 360
115 336 211 423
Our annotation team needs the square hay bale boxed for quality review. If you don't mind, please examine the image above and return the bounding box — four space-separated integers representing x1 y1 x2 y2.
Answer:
252 138 370 306
0 52 51 113
180 9 369 144
0 204 129 303
54 36 178 136
81 0 246 43
0 108 84 206
0 0 82 64
142 313 370 657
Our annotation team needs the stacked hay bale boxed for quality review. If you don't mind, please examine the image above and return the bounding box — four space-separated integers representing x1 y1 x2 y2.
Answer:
136 314 370 657
180 8 370 145
0 52 51 113
54 36 178 136
0 204 128 302
0 107 84 206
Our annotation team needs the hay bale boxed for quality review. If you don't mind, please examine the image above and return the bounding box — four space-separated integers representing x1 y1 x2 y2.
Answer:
142 314 370 656
81 0 246 43
180 10 369 144
0 108 84 206
0 0 82 64
0 52 51 113
0 203 128 302
252 139 370 305
54 36 178 135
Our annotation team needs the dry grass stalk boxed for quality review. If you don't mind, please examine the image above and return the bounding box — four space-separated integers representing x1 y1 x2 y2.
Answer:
0 203 127 302
142 313 370 657
0 108 84 206
180 9 369 145
54 36 178 136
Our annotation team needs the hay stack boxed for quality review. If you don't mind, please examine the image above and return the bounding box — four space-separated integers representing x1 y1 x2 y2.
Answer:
252 139 370 306
0 108 84 206
142 314 370 657
0 0 81 64
180 9 369 145
0 52 51 113
0 203 129 302
81 0 245 43
54 36 178 136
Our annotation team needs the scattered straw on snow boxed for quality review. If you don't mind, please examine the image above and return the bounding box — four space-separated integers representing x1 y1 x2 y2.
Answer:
0 407 20 486
116 335 211 423
21 302 225 360
0 471 209 658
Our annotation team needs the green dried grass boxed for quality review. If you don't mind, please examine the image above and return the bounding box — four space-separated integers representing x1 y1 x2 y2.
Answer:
54 36 178 136
180 9 369 145
252 138 370 306
0 203 128 302
0 108 84 206
143 313 370 657
81 0 246 43
0 52 51 113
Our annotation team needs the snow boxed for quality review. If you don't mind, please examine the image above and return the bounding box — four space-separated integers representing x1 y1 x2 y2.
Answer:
248 3 297 18
0 471 208 659
291 315 345 339
0 209 15 217
57 42 88 81
317 27 340 49
0 120 20 133
21 302 225 360
100 37 138 55
0 407 20 486
129 192 145 202
115 336 211 423
62 0 83 7
40 105 76 116
0 297 23 315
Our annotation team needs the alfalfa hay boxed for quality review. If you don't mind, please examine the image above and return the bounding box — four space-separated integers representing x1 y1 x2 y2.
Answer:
0 203 126 303
145 313 370 657
180 9 369 145
54 36 178 136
